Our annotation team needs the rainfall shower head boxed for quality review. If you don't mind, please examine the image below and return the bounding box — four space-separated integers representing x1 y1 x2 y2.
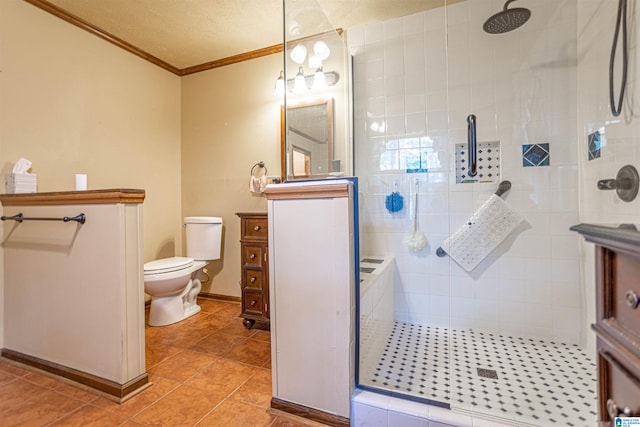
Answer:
483 0 531 34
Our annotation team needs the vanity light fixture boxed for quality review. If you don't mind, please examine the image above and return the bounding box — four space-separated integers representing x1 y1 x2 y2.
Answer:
273 68 340 96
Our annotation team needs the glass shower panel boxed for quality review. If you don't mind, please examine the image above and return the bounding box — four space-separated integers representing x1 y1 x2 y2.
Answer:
351 2 453 406
445 0 596 425
282 0 352 181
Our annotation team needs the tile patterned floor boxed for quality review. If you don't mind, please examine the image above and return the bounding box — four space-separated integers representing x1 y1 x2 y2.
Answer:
0 298 326 427
361 321 598 427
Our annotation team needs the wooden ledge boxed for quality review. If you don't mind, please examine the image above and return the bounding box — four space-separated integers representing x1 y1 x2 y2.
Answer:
0 189 145 206
264 182 350 200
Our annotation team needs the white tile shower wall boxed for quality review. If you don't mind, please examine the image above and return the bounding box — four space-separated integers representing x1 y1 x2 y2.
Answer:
577 0 640 356
350 0 583 345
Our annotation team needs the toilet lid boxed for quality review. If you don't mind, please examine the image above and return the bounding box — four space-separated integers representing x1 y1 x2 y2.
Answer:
144 257 194 274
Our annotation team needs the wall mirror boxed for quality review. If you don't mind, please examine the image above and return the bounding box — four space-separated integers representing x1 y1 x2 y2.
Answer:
280 98 334 180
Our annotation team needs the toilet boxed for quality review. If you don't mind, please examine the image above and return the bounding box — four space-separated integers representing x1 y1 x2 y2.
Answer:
144 216 222 326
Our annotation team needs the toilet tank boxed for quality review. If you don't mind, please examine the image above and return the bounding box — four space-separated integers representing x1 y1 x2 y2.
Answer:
184 216 223 261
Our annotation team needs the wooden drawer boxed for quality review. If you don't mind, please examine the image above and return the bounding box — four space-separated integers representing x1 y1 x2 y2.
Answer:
610 251 640 335
597 338 640 421
243 244 265 268
243 289 263 316
243 268 264 290
242 217 268 241
598 249 640 354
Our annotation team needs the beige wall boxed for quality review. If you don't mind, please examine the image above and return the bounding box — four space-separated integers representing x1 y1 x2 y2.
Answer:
0 0 183 345
0 0 183 260
0 1 284 334
181 55 283 297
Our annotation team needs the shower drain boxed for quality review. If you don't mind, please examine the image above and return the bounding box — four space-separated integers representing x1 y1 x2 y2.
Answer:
477 368 498 379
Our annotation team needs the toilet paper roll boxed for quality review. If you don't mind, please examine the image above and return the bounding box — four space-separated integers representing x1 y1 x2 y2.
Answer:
75 174 87 191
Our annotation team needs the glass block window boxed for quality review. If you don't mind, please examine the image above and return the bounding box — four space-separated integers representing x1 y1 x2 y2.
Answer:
379 137 442 171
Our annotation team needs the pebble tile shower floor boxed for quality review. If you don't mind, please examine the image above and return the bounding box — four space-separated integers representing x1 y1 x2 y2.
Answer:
361 321 598 426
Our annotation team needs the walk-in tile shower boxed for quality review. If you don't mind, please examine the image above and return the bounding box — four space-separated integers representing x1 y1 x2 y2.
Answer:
351 0 600 425
282 0 640 425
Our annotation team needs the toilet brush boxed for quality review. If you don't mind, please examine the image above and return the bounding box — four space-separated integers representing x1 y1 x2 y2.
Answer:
405 179 428 253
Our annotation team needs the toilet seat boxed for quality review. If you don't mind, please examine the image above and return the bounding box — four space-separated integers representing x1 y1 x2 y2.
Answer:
144 257 194 275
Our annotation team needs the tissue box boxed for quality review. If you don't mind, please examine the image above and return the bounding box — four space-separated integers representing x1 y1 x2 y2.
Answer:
5 173 37 194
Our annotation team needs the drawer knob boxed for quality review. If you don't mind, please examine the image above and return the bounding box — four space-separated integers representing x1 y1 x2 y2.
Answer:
607 398 636 419
250 277 256 283
250 253 256 260
625 290 640 309
254 225 261 231
250 300 257 306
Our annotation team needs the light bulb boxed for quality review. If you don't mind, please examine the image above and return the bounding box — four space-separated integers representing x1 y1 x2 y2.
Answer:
290 44 307 65
313 41 330 60
293 66 308 94
312 67 328 90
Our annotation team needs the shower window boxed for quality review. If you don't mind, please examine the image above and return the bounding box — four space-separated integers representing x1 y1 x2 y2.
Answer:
380 137 442 171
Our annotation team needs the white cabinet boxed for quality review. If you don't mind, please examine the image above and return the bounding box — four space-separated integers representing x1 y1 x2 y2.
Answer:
266 180 356 426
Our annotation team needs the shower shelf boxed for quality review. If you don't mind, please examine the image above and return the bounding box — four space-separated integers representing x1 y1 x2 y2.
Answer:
455 141 500 184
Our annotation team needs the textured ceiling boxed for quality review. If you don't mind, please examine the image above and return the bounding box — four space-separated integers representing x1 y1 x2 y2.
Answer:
44 0 453 70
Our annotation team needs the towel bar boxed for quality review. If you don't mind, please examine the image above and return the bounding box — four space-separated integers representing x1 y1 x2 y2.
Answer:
1 212 86 224
436 180 511 257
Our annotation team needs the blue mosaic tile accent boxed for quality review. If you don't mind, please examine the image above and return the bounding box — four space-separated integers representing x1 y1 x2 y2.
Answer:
588 131 601 161
522 143 550 167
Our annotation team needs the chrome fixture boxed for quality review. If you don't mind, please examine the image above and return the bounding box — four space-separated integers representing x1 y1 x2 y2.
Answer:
483 0 531 34
467 114 477 177
597 164 639 202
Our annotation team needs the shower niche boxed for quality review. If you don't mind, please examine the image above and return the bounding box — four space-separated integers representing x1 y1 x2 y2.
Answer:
455 141 501 184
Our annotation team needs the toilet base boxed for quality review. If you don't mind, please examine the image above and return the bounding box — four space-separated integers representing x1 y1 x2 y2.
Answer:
148 297 201 326
148 277 202 327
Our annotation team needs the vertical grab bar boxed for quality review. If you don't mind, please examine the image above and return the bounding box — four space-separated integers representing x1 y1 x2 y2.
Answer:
467 114 477 177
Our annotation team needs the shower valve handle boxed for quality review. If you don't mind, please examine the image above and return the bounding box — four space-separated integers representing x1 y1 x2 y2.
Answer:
597 165 639 202
597 179 618 190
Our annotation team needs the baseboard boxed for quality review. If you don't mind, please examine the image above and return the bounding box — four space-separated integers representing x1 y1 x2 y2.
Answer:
1 348 149 402
199 292 241 303
270 397 350 427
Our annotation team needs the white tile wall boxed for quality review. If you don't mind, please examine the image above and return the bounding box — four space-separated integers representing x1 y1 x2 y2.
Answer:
577 0 640 356
350 0 584 345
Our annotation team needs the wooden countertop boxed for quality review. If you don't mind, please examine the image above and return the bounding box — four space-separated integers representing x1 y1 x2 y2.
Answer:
571 223 640 254
0 189 145 205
